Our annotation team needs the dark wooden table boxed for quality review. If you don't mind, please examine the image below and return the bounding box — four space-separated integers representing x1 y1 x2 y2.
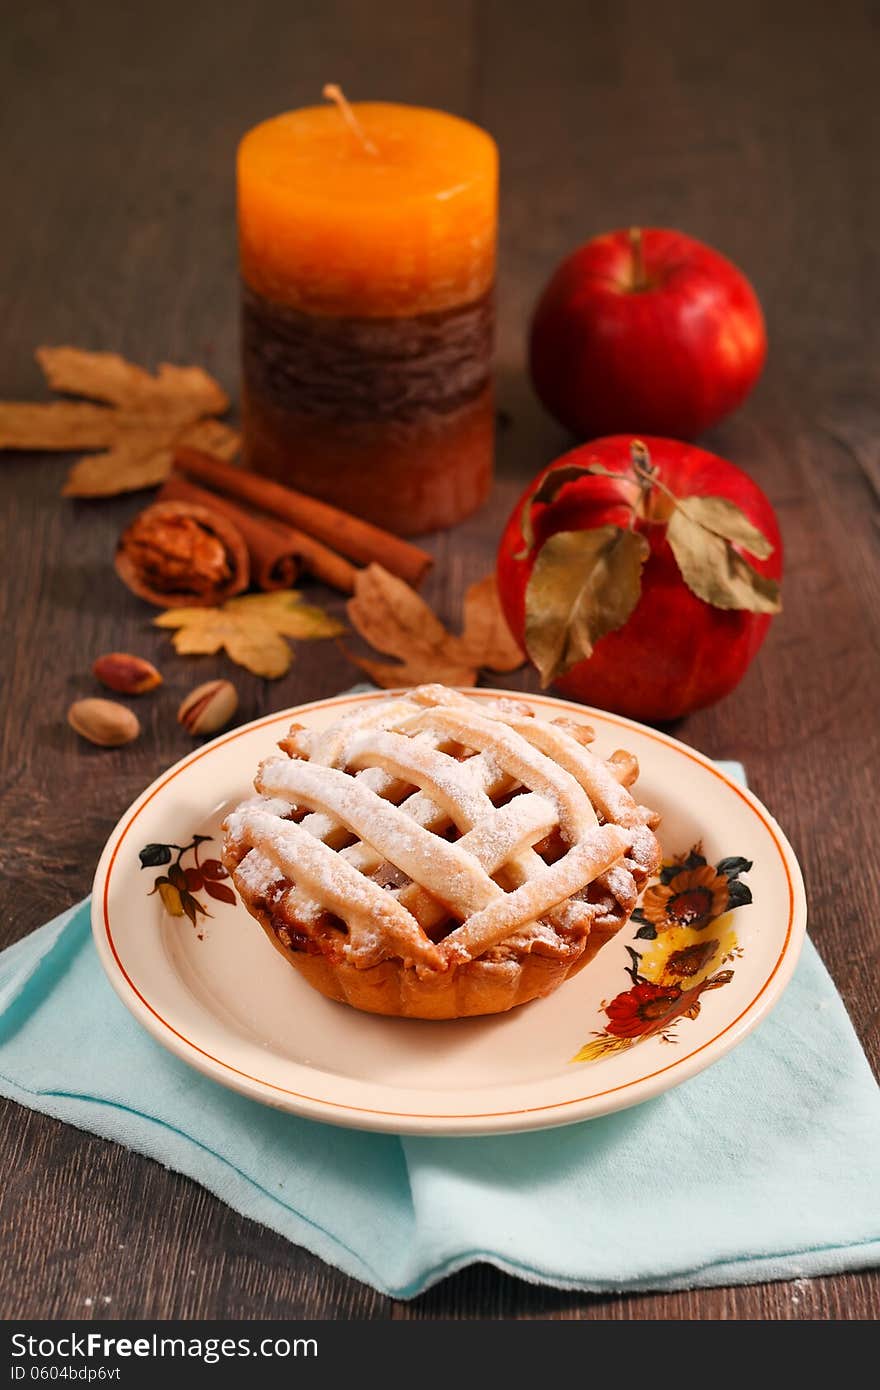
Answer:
1 0 877 1321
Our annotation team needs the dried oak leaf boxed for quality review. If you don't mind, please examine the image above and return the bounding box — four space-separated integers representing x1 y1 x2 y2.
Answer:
344 564 524 689
0 347 239 496
155 590 345 679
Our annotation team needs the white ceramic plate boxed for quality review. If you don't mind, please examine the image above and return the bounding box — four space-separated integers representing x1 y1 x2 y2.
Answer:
92 688 806 1136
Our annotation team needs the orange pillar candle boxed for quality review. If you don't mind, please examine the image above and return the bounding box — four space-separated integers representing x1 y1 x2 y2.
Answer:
237 98 498 536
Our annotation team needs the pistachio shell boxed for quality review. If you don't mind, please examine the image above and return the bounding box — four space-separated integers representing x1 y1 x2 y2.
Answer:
68 698 140 747
177 679 239 736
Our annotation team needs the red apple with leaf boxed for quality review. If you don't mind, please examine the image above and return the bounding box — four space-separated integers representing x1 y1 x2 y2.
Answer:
496 436 782 722
529 229 767 439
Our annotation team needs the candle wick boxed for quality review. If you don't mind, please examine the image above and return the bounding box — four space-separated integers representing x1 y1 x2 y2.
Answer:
322 84 379 156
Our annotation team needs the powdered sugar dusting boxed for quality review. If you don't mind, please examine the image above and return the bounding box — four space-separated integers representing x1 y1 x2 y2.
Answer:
223 685 660 970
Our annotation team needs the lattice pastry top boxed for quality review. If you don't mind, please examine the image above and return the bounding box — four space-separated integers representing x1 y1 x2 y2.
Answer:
223 686 661 1013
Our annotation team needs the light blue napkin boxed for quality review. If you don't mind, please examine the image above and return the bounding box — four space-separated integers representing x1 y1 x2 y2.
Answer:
1 765 878 1298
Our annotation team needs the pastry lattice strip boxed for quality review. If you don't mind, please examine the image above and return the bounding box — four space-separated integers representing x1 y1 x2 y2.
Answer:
225 688 658 968
229 740 639 962
263 722 644 933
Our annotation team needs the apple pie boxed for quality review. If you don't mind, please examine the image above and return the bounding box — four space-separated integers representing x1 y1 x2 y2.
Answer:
222 685 661 1019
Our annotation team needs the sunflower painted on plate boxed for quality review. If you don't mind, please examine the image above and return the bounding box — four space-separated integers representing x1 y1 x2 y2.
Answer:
639 864 730 932
572 845 750 1063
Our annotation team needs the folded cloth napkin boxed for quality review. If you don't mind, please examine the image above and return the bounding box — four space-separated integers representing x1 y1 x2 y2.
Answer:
1 764 878 1299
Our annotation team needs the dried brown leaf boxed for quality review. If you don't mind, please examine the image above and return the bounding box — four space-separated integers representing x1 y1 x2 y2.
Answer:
61 421 240 498
674 495 775 561
62 428 187 497
177 419 241 459
0 402 124 450
457 574 524 672
344 565 521 689
36 348 228 416
347 564 453 662
224 591 346 640
666 509 781 613
155 590 344 679
524 527 650 686
1 347 235 497
345 564 478 688
348 653 479 690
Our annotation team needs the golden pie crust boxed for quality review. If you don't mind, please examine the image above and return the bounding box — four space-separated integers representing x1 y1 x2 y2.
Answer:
222 686 660 1019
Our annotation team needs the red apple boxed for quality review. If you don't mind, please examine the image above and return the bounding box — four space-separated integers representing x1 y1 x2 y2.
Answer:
529 228 767 440
497 435 782 722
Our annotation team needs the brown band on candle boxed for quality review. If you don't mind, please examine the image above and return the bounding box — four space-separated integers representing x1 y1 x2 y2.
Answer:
241 284 494 424
240 383 495 536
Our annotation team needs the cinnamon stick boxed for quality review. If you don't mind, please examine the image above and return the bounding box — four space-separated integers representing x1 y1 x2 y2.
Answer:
162 472 357 593
174 447 433 588
159 475 299 589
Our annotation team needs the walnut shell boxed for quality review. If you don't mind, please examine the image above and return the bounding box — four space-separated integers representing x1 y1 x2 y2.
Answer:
114 500 250 609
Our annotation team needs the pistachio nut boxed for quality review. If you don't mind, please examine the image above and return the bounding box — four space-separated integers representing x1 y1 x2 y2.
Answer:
177 679 239 736
68 698 141 747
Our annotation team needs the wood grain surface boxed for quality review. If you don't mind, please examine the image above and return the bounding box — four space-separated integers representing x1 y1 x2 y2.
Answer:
1 0 877 1321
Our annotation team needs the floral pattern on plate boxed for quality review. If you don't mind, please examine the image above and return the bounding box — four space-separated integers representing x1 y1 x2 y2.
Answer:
139 833 236 935
572 845 751 1062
